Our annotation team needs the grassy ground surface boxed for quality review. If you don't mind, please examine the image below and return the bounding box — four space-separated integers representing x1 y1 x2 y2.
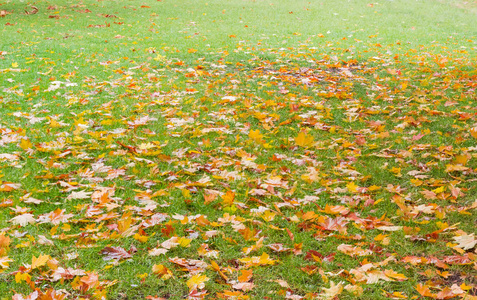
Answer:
0 0 477 299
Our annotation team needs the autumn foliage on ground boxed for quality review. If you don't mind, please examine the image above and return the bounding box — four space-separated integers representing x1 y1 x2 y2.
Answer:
0 0 477 299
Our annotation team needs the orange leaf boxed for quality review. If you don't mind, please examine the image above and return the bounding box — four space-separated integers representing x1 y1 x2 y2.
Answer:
221 190 235 206
238 269 253 282
203 192 217 205
416 283 434 297
470 127 477 139
0 234 11 249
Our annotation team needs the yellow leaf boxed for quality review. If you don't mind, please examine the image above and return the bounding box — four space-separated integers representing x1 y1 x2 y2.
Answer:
410 178 423 186
19 139 33 150
154 54 166 61
258 252 276 265
346 182 358 193
31 254 51 269
186 274 209 290
374 234 390 245
384 269 408 281
181 189 191 198
453 154 470 165
178 237 191 247
12 62 18 68
368 185 381 192
152 264 173 280
248 129 263 143
15 272 31 283
390 167 402 177
261 210 276 222
295 131 314 147
238 252 276 267
133 233 149 243
48 118 62 128
445 164 469 173
391 292 407 299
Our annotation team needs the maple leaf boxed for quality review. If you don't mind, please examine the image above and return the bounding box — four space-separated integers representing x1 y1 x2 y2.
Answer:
470 127 477 139
415 283 435 298
23 197 43 204
186 274 209 290
267 243 292 253
66 190 92 200
238 269 253 282
152 264 173 280
376 225 402 232
321 281 343 299
221 190 235 206
0 234 11 249
301 166 320 183
383 269 408 281
161 236 180 249
346 181 358 193
445 164 469 173
10 214 35 226
238 252 276 267
248 129 263 143
31 254 51 270
38 209 74 225
420 190 438 200
149 248 169 256
188 289 208 300
100 246 133 261
337 244 373 257
15 272 31 284
232 282 255 291
203 192 217 205
0 256 13 269
0 182 21 192
78 272 100 291
452 233 477 250
344 284 363 296
295 131 314 147
50 267 85 281
321 204 350 215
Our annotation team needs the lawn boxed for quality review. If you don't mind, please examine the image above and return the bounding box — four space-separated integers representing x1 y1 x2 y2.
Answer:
0 0 476 299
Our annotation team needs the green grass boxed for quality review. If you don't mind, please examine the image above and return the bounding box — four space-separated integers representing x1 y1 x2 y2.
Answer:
0 0 477 299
